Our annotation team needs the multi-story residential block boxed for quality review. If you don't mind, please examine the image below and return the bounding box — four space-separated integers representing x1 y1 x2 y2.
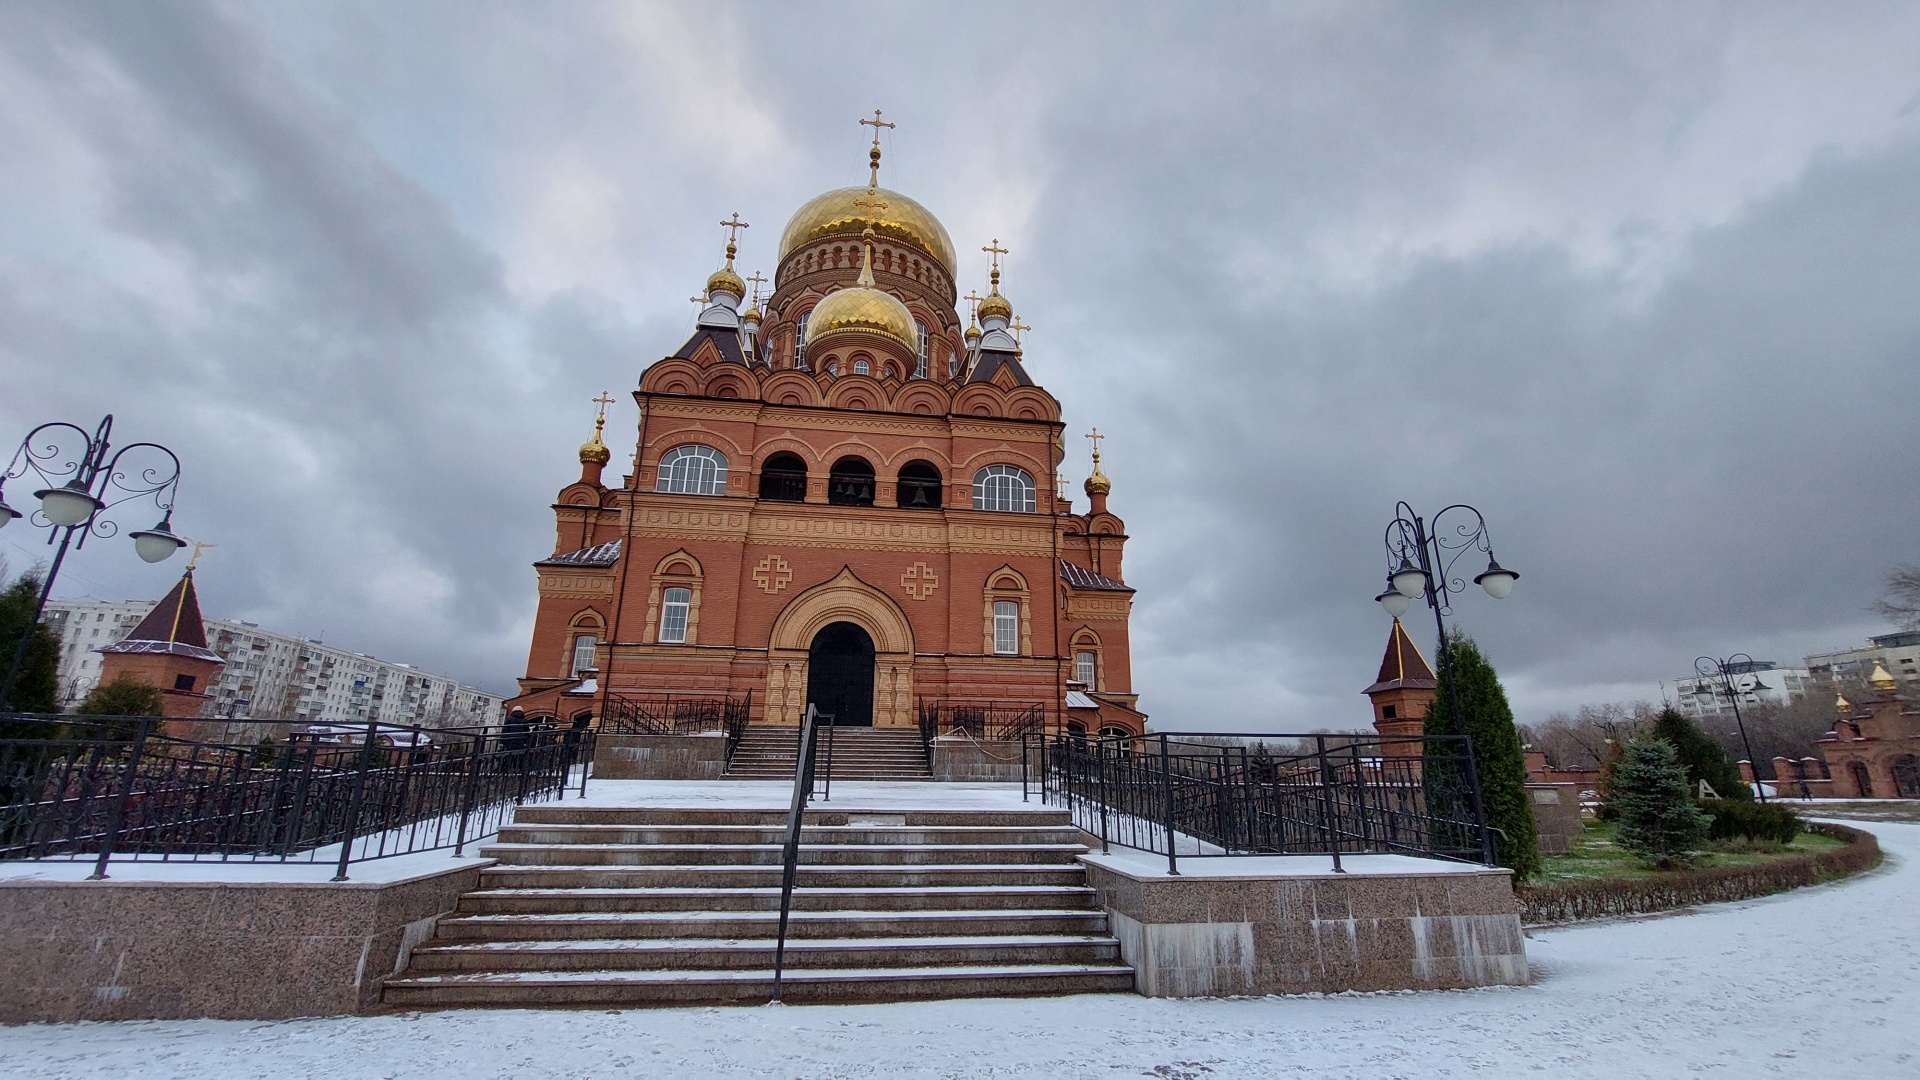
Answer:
1670 659 1812 721
44 597 502 729
1806 631 1920 693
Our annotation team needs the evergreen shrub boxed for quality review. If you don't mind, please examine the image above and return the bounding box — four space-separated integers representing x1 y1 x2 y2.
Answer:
1701 798 1800 845
1612 738 1711 867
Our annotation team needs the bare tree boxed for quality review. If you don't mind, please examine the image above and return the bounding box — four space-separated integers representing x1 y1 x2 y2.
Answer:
1871 564 1920 630
1706 694 1840 779
1519 701 1660 770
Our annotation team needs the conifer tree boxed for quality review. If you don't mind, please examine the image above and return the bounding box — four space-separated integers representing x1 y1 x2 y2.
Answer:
1612 737 1711 867
1423 631 1539 879
0 564 62 734
1649 707 1751 799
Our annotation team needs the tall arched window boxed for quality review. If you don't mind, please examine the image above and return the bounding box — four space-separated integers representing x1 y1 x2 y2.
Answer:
759 452 808 502
828 456 876 506
794 313 809 368
914 320 929 378
993 601 1020 655
656 445 728 495
659 588 692 643
572 635 598 677
972 465 1036 512
896 460 943 509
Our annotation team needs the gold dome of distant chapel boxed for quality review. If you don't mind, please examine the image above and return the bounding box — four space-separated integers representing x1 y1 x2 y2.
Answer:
780 186 957 274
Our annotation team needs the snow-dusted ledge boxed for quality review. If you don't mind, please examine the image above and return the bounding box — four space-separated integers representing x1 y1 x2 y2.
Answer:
0 853 490 1023
1079 847 1528 996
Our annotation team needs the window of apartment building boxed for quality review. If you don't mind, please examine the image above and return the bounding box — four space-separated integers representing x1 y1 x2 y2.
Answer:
659 588 692 643
993 601 1020 655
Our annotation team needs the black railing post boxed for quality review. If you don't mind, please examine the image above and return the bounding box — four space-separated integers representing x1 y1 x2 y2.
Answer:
452 730 485 857
772 706 821 1003
1457 733 1496 865
1316 735 1345 874
87 716 153 880
821 721 835 802
1095 740 1111 854
331 723 379 882
1157 733 1179 876
579 728 593 798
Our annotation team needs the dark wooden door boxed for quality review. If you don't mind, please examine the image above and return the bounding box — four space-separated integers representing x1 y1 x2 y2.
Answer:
806 621 875 727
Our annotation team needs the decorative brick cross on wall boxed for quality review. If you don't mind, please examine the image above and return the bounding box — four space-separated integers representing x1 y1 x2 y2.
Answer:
753 555 793 594
901 562 938 601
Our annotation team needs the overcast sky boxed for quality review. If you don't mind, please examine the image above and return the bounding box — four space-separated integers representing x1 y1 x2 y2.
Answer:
4 2 1918 730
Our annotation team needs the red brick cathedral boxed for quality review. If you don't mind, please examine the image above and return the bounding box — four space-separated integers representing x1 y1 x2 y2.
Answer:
508 124 1145 737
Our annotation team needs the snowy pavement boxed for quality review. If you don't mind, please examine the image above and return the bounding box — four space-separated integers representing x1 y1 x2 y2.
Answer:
1 821 1913 1079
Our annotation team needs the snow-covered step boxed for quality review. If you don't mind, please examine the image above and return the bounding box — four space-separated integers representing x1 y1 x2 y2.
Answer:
431 908 1116 942
403 933 1124 973
477 841 1088 866
456 883 1100 914
382 962 1136 1008
477 862 1089 890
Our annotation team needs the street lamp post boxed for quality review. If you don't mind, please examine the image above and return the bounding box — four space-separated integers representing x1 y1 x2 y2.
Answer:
0 415 187 710
1695 654 1769 804
1374 502 1518 865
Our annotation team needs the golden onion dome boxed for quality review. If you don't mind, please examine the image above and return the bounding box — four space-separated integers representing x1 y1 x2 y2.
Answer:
579 418 611 466
976 289 1013 323
1083 468 1111 496
1870 662 1898 691
779 186 956 275
706 264 745 299
804 285 917 350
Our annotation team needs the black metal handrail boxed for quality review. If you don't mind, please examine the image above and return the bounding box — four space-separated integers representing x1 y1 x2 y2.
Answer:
600 691 752 738
0 713 591 878
1039 730 1491 874
916 699 1046 748
770 704 828 1002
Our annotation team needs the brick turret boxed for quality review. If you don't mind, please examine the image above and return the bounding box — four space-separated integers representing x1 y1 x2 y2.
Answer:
1364 619 1437 756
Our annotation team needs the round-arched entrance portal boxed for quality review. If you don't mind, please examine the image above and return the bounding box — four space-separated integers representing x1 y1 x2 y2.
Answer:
806 621 876 727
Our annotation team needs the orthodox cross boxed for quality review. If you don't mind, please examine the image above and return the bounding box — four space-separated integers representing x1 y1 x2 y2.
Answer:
689 293 708 309
860 109 895 187
718 212 750 244
592 391 615 422
1010 317 1031 344
981 238 1008 274
1085 427 1105 466
744 271 769 308
962 289 984 318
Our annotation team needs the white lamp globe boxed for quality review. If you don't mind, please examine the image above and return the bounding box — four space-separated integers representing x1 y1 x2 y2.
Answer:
130 518 187 564
1390 563 1428 600
36 480 103 528
1376 588 1412 618
0 492 18 530
1474 558 1519 600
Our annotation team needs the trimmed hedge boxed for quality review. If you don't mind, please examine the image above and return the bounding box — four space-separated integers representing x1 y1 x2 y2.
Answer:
1516 822 1882 926
1702 798 1800 845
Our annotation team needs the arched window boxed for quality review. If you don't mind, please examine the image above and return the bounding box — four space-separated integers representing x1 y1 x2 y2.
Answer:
896 460 943 509
1075 651 1096 687
993 601 1020 655
656 445 728 495
659 588 692 643
914 320 929 378
972 465 1036 512
759 452 808 502
571 635 598 677
828 456 876 506
853 358 870 376
794 313 809 368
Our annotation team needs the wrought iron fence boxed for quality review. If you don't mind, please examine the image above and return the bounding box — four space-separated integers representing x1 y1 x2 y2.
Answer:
1040 731 1492 873
0 713 591 878
916 699 1046 751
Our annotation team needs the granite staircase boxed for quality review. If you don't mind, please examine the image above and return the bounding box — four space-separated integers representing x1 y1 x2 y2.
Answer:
723 725 932 780
382 805 1133 1008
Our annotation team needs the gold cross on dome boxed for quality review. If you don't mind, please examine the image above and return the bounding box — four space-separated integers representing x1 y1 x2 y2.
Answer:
1085 427 1105 463
860 109 896 146
962 289 984 316
690 293 708 308
982 239 1008 273
1010 317 1031 343
718 213 750 244
745 271 769 306
853 191 889 213
860 109 896 188
592 391 615 421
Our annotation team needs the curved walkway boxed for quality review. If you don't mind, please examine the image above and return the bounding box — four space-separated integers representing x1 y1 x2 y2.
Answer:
3 822 1915 1079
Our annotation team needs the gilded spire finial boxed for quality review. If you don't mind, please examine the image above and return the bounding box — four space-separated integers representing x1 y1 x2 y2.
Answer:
185 539 217 572
982 238 1008 292
856 225 877 288
580 392 614 466
962 290 984 327
860 108 896 189
718 212 750 264
744 271 768 314
1084 427 1111 496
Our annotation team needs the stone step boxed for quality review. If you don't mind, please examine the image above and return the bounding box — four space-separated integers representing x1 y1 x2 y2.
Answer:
431 907 1114 942
477 841 1088 867
478 863 1089 890
404 934 1123 974
382 962 1137 1008
494 824 1079 846
456 884 1101 915
508 807 1070 827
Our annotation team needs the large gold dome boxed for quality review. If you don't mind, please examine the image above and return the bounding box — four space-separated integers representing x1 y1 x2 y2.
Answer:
779 186 956 275
804 284 919 351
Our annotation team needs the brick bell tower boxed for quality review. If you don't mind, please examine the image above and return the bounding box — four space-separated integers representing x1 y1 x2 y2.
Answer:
96 567 225 726
505 112 1147 737
1364 618 1436 755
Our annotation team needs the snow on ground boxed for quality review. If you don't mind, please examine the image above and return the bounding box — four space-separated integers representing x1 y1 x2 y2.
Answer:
1 820 1913 1079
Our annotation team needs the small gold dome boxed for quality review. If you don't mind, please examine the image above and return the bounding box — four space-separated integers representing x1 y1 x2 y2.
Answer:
1836 690 1852 712
804 285 918 351
779 186 956 274
1870 662 1898 691
976 289 1013 323
579 427 611 466
706 265 745 299
1083 468 1111 496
